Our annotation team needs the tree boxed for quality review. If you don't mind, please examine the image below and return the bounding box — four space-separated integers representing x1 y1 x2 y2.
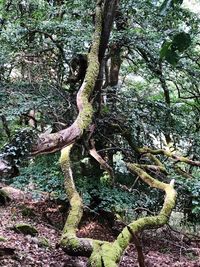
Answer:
0 0 199 266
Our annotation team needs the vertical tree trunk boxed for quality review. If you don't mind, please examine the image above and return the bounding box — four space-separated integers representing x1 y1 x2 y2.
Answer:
1 115 11 140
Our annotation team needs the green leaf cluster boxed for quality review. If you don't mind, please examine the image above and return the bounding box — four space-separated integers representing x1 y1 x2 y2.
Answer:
160 32 191 66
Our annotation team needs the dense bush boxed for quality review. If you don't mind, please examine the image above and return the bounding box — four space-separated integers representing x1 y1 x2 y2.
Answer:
10 154 165 223
176 176 200 222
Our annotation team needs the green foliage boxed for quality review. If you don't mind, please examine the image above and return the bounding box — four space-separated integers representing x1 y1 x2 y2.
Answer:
177 176 200 222
76 175 162 223
160 41 171 58
172 32 191 52
11 153 66 200
160 32 191 66
10 152 164 223
0 129 37 170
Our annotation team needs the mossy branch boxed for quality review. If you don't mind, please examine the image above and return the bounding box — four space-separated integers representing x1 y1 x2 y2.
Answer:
173 164 194 179
139 147 200 167
134 163 167 175
60 145 82 234
146 153 165 168
59 2 107 257
89 163 176 266
59 145 108 257
60 145 92 256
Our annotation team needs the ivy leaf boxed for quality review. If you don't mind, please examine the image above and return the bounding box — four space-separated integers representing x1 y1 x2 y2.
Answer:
160 32 191 65
173 0 183 4
160 41 171 59
165 49 179 66
160 41 179 66
172 32 191 52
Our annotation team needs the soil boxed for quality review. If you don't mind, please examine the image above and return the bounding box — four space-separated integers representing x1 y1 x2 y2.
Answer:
0 190 199 267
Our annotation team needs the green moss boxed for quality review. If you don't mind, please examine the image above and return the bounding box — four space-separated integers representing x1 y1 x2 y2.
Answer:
0 189 11 205
12 223 38 236
39 237 50 248
102 243 121 266
0 236 7 242
60 145 75 199
89 242 121 267
69 237 80 249
67 194 83 220
77 103 93 131
89 242 103 267
21 206 35 217
115 227 132 250
60 234 80 249
60 145 83 238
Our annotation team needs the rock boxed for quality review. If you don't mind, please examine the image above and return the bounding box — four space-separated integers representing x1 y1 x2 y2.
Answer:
31 237 39 244
20 205 36 217
0 186 25 201
0 189 11 205
12 223 38 236
63 259 86 267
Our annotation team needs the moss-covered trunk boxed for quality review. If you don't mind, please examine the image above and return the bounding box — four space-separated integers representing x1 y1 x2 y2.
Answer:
58 1 177 261
60 139 176 265
59 0 105 256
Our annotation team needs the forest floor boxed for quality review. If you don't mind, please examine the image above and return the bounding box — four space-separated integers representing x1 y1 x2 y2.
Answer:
0 187 200 267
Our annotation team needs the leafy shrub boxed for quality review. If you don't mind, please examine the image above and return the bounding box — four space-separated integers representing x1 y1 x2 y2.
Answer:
76 174 164 223
11 152 200 225
11 153 66 200
10 153 164 223
176 176 200 222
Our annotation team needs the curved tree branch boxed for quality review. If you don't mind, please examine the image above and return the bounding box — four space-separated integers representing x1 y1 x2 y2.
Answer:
89 163 176 266
0 0 106 177
139 147 200 167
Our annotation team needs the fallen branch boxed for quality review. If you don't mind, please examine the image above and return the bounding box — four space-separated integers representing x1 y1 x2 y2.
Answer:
167 223 200 242
173 164 194 179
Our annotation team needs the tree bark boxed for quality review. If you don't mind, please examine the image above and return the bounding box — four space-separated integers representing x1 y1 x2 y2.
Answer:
1 115 11 140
